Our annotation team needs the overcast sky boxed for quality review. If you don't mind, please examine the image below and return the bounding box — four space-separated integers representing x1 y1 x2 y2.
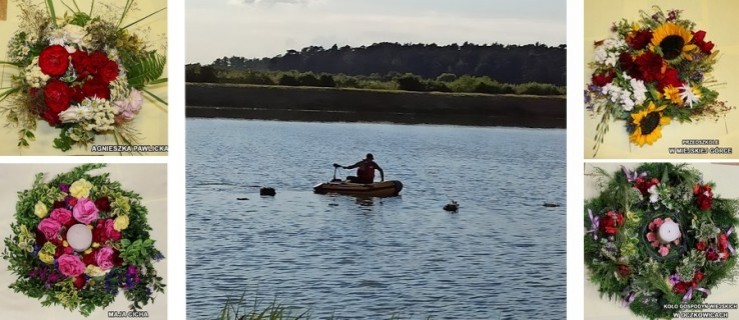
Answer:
186 0 566 64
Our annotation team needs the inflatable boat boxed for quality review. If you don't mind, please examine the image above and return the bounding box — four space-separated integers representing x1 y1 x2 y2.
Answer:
313 180 403 197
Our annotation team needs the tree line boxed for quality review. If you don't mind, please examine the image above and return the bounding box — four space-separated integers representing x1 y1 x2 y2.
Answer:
186 42 566 95
186 67 564 96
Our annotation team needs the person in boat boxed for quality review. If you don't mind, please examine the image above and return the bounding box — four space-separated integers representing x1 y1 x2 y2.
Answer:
334 153 384 183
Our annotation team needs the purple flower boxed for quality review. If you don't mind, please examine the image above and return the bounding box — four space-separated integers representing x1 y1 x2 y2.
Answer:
153 252 165 262
60 183 70 193
669 274 681 285
124 265 141 288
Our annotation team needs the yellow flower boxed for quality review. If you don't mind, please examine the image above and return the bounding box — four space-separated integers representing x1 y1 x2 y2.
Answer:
663 86 683 105
39 252 55 265
70 179 93 198
35 201 49 218
629 102 671 146
650 22 697 60
85 265 109 278
114 215 130 231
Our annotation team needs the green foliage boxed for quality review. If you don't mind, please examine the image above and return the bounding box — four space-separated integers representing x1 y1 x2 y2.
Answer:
585 164 739 319
119 239 158 265
278 74 300 86
124 51 167 89
394 73 425 91
52 126 76 152
2 164 165 316
184 65 565 96
207 42 566 86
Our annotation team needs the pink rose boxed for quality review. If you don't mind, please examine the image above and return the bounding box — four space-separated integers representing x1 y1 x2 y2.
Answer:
95 246 116 270
57 253 86 277
114 89 143 122
659 245 670 257
38 218 62 240
73 198 99 224
50 208 74 227
104 219 121 241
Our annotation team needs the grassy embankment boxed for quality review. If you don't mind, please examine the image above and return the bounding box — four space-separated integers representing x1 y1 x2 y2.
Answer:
186 83 566 128
218 295 424 320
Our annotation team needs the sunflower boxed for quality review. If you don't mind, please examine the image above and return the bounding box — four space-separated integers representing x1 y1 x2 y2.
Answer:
650 23 697 60
629 102 671 146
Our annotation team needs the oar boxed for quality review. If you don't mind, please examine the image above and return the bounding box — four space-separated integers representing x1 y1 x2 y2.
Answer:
331 163 342 182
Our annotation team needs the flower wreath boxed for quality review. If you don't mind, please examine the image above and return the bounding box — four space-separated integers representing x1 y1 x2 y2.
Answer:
0 0 167 152
585 7 733 156
584 163 738 319
2 164 165 316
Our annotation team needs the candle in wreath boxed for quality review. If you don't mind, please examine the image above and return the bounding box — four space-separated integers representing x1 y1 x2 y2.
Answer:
66 224 93 252
658 219 681 243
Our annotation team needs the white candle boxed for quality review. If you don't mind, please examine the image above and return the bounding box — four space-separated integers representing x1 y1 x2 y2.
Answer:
658 219 681 243
66 224 93 252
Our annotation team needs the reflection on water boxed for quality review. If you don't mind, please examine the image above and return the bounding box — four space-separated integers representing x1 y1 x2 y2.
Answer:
187 119 566 319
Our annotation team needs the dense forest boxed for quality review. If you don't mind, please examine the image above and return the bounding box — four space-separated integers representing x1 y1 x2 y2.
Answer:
202 42 566 86
186 42 566 95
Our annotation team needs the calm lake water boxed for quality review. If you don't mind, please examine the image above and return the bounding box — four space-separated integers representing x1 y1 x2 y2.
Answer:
186 119 566 320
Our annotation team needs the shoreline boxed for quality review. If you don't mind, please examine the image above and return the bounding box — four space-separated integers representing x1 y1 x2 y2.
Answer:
186 83 566 128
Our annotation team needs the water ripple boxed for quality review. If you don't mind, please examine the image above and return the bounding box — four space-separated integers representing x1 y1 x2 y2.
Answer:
187 119 565 320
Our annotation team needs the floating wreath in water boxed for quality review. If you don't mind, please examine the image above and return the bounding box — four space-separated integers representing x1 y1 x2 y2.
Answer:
2 164 165 316
585 7 733 156
584 163 738 319
0 0 167 151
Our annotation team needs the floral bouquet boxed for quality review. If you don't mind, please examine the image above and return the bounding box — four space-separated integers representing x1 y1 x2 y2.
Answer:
585 7 732 155
584 163 738 319
2 164 165 316
0 0 166 151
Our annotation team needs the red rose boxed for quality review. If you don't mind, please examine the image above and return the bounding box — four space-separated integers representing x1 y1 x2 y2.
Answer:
34 230 47 247
54 244 64 258
599 210 624 235
82 249 97 266
692 271 704 285
89 51 109 71
53 200 67 209
92 219 120 243
95 196 111 212
617 265 631 277
38 45 70 76
634 51 663 82
44 79 72 114
706 249 719 261
592 70 615 87
634 177 659 197
71 85 86 104
696 241 707 251
627 29 653 50
41 109 62 126
65 195 78 207
693 184 713 211
82 78 110 100
672 282 689 294
112 250 124 267
73 275 86 290
692 31 714 54
718 234 729 251
618 52 639 78
99 60 119 83
71 50 92 80
657 68 682 91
